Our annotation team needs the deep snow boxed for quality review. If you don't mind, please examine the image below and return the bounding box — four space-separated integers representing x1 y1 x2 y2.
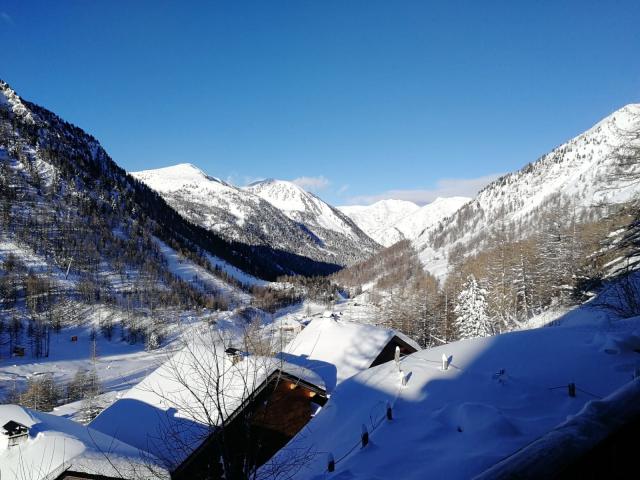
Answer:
264 303 640 479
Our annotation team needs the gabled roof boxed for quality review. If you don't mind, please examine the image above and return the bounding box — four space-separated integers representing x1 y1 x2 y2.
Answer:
90 340 324 471
279 318 421 392
0 404 168 480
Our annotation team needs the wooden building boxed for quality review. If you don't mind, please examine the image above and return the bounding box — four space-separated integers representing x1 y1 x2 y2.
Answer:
172 367 327 479
90 343 328 480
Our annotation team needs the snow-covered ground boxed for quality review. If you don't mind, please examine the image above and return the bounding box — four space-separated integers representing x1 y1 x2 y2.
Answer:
155 237 251 305
0 309 188 404
264 293 640 479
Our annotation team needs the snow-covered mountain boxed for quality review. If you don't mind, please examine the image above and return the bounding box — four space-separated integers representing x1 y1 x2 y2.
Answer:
244 178 369 241
0 78 351 298
132 167 380 269
339 199 420 246
340 197 470 246
418 104 640 278
132 164 308 244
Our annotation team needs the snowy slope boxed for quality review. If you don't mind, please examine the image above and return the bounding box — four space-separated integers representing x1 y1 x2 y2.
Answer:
133 166 379 268
419 104 640 278
245 179 378 246
340 197 470 247
339 199 420 246
264 307 640 479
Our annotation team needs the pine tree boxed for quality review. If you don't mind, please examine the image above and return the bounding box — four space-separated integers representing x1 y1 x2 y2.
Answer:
454 275 491 339
79 337 102 423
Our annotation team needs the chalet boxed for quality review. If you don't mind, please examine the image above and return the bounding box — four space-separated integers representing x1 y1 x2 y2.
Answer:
279 317 421 392
90 341 328 479
0 404 169 480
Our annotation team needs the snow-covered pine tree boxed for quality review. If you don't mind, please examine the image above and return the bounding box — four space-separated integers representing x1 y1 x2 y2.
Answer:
454 275 491 339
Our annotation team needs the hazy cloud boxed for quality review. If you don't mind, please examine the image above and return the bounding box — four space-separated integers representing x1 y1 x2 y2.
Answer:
337 184 350 195
0 12 13 24
347 173 502 206
291 175 330 192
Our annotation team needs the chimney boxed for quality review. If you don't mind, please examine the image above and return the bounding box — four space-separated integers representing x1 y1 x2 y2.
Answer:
2 420 29 448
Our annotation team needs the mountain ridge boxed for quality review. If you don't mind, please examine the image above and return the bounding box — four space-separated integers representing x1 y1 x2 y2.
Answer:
340 196 470 246
418 103 640 278
0 79 344 282
132 166 380 270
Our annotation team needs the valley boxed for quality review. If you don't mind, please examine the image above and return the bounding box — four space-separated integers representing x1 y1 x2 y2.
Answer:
1 80 639 480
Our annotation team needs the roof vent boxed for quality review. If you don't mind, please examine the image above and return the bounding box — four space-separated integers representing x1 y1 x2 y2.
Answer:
225 347 246 365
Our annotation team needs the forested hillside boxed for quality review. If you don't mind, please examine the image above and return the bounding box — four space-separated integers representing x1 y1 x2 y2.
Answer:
0 79 332 366
418 104 640 278
330 106 640 347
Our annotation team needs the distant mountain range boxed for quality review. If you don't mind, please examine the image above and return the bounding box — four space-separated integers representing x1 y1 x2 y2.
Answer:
132 166 380 269
0 80 350 283
339 197 470 247
3 77 638 286
134 102 640 283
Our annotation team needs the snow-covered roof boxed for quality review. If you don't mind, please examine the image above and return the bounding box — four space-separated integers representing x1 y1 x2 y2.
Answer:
475 377 640 479
280 318 421 392
0 404 168 480
90 341 324 470
265 315 640 479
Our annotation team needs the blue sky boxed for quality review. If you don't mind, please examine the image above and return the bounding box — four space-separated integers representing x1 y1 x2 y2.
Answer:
1 1 639 205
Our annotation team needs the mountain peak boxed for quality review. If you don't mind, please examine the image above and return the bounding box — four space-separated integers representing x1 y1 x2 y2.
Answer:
429 196 472 206
372 198 419 209
245 178 311 212
131 163 232 193
340 196 470 247
247 178 302 191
